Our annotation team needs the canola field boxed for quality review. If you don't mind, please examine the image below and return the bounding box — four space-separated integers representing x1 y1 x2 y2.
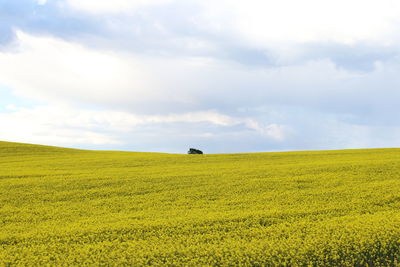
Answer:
1 141 400 266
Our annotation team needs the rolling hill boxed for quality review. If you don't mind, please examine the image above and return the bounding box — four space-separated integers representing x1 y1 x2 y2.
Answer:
1 141 400 265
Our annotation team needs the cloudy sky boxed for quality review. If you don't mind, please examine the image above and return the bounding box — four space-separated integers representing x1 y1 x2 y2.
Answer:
1 0 400 153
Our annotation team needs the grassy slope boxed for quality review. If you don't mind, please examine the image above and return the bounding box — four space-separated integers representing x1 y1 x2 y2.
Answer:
1 141 400 265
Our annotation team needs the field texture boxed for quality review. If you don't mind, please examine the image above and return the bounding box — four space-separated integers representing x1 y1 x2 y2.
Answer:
1 141 400 265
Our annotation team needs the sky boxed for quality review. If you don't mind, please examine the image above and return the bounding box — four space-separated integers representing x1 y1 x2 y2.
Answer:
1 0 400 153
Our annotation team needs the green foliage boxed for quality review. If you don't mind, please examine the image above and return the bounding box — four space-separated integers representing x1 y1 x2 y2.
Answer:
1 141 400 265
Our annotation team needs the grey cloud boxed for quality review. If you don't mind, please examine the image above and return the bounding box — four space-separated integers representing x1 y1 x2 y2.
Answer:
298 43 398 71
0 0 102 46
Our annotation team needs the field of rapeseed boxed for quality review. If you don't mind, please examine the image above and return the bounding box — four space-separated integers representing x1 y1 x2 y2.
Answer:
1 141 400 265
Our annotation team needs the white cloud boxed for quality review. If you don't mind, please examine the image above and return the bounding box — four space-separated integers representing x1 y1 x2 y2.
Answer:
196 0 400 45
62 0 400 45
0 105 287 148
244 121 287 141
0 31 155 107
1 31 397 118
37 0 47 5
0 106 120 146
0 31 349 114
66 0 173 14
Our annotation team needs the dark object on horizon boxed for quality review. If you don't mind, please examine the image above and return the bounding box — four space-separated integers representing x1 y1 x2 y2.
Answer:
188 148 203 154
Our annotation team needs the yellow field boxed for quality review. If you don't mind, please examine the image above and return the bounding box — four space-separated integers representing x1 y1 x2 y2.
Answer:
1 141 400 265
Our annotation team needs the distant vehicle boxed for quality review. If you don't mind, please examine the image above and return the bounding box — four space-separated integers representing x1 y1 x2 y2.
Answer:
188 148 203 154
